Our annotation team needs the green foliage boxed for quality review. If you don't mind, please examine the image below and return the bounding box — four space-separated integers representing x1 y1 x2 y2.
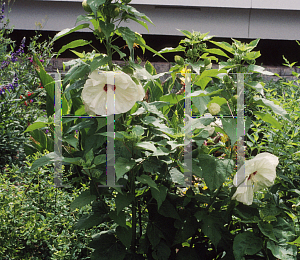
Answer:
0 151 97 259
3 0 298 257
0 2 54 168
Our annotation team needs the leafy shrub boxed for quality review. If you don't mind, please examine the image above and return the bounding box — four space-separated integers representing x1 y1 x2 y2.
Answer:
0 0 53 168
0 151 100 259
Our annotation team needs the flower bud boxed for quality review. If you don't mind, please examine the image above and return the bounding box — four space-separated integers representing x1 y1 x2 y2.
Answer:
174 55 184 65
208 103 220 115
82 0 92 13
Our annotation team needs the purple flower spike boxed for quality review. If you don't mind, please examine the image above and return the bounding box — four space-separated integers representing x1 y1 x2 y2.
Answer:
1 2 5 13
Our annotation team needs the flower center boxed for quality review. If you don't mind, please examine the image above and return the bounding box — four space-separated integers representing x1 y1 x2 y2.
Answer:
103 84 116 92
247 171 257 181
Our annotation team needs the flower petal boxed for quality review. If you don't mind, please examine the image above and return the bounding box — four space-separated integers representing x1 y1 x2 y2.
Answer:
81 70 145 116
232 179 254 205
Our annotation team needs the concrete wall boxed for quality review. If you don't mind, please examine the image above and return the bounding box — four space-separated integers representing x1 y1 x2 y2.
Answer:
6 0 300 40
47 58 299 82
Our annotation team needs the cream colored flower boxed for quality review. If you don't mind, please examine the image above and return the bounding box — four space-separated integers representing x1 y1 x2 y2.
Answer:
210 117 223 128
81 70 145 116
204 125 215 136
232 152 279 205
208 103 220 115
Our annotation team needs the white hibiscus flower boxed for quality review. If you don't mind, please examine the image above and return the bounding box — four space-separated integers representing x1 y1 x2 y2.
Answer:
81 70 145 116
231 152 279 205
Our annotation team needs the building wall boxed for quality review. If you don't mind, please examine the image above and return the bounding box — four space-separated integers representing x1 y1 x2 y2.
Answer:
6 0 300 40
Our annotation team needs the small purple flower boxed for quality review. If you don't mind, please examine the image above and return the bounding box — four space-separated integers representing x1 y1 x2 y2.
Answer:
0 2 5 20
39 59 44 63
0 60 9 70
45 129 49 133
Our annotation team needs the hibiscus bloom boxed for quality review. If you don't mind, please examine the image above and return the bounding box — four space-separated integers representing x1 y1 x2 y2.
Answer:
231 152 279 205
81 70 145 116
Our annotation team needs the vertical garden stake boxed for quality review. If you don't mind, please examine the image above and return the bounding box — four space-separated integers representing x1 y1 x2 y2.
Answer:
183 72 192 187
54 72 63 187
99 72 122 188
235 73 246 186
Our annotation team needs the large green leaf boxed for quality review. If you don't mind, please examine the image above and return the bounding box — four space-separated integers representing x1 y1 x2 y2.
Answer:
254 96 291 121
124 14 149 31
65 119 94 134
258 221 277 242
90 56 110 71
116 226 132 249
99 20 115 40
33 55 55 117
24 122 47 133
204 48 229 58
267 241 297 260
75 212 107 230
152 240 171 260
169 167 185 186
118 27 135 53
57 40 92 56
122 5 153 25
210 41 235 54
254 112 282 130
87 0 106 17
158 45 186 54
287 236 300 246
197 154 234 190
150 185 168 209
63 60 90 85
246 81 265 96
115 157 135 180
70 189 96 210
147 222 165 248
115 193 133 215
247 64 273 75
173 217 198 245
53 23 90 41
194 69 227 90
158 199 180 220
233 231 263 260
136 174 159 191
30 152 62 171
221 117 237 147
89 230 126 260
200 213 223 247
245 51 261 60
108 210 126 227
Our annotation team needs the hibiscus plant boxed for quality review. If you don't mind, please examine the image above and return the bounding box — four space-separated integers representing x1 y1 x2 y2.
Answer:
26 0 300 259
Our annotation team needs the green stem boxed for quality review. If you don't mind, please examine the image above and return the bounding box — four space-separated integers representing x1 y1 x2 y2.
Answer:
106 41 113 71
206 184 223 210
130 170 137 254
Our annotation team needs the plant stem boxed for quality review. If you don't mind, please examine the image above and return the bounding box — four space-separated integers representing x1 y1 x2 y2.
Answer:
130 170 137 254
